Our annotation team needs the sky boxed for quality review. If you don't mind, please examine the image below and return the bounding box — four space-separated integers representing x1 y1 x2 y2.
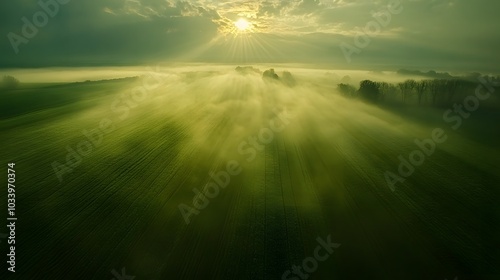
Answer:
1 0 499 73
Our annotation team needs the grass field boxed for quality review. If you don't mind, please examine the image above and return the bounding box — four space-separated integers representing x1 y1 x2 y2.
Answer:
0 67 499 280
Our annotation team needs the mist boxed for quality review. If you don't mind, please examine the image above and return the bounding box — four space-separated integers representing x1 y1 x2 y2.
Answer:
1 64 499 279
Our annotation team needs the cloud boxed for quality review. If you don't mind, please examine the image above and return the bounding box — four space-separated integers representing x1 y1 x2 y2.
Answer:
0 0 499 72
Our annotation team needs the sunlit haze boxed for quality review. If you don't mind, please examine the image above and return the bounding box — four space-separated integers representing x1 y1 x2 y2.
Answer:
1 1 499 280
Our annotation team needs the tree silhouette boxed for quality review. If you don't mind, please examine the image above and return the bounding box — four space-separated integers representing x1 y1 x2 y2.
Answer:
235 66 260 75
415 80 428 105
282 71 296 87
262 69 279 80
337 83 356 98
398 79 416 103
340 75 352 84
358 80 380 103
2 75 20 89
427 79 447 105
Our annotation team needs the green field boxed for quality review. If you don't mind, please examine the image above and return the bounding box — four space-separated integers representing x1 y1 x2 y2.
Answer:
1 69 499 280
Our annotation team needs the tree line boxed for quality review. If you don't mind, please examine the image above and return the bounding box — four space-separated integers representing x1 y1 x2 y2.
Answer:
338 77 499 107
1 75 20 89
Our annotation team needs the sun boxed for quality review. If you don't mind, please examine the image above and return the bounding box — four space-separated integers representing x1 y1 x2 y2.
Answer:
235 19 250 31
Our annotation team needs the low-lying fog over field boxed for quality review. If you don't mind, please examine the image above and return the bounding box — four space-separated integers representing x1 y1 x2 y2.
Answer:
1 65 499 279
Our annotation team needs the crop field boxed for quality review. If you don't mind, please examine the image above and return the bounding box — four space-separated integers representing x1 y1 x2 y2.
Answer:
0 67 499 280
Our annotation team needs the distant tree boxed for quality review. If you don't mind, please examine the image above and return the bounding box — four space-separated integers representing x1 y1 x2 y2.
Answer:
340 75 352 84
235 66 261 75
337 83 356 98
444 79 461 103
415 80 428 105
2 75 20 89
427 79 447 105
387 84 399 101
358 80 380 102
398 79 416 103
262 69 279 80
282 71 296 87
375 82 392 101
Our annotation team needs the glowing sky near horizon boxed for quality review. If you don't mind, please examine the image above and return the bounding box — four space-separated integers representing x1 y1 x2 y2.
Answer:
0 0 499 72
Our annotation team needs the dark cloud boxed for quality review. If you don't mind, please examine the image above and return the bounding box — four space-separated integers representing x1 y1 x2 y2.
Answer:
0 0 218 67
